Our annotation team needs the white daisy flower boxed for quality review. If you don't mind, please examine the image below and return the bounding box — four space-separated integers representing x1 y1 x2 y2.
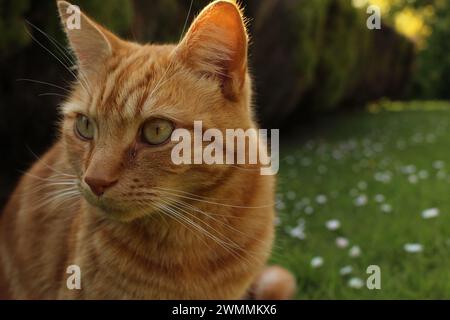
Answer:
433 160 445 170
354 195 368 207
374 194 385 203
374 171 392 183
336 237 349 248
310 256 324 268
402 165 416 175
404 243 423 253
349 245 361 258
316 194 328 205
357 181 368 190
380 204 392 213
326 219 341 231
437 171 446 179
286 191 296 200
421 208 439 219
276 201 286 210
304 206 314 215
339 265 353 276
408 175 418 184
418 170 429 179
289 225 306 240
347 277 364 289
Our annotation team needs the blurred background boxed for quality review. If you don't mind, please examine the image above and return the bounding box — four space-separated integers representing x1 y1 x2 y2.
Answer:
0 0 449 298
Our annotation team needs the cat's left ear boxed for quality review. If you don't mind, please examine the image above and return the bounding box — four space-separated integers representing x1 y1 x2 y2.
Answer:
57 1 122 77
176 0 248 101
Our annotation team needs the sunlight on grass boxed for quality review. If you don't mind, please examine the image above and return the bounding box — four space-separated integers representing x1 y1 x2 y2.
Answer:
272 101 450 299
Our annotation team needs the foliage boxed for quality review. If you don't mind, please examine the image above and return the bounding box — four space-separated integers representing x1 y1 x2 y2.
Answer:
0 0 30 57
369 0 450 100
411 1 450 99
249 0 414 124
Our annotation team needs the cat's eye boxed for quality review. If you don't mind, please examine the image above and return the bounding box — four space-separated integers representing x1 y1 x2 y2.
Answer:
142 118 174 145
75 114 95 140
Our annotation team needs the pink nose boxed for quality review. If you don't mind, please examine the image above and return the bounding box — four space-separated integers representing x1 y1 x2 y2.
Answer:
84 177 118 196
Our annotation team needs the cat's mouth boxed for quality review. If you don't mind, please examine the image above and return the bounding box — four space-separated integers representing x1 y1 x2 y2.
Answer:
79 188 154 222
80 188 126 212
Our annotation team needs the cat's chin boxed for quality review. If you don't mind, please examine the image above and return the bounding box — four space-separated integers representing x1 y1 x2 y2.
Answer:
93 205 149 223
81 195 150 223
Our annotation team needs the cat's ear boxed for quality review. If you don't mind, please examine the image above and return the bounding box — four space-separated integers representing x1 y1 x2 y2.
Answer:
57 1 121 76
177 0 248 100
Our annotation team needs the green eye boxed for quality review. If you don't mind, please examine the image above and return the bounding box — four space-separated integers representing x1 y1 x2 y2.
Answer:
142 118 174 145
75 114 95 140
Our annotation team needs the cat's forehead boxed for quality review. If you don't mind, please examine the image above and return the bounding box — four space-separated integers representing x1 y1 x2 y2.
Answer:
63 43 222 128
97 45 175 116
65 45 180 119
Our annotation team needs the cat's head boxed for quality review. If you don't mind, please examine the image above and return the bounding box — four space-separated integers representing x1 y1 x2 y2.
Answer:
57 0 254 222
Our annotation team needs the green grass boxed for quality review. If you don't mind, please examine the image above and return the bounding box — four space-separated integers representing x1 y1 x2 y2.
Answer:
271 101 450 299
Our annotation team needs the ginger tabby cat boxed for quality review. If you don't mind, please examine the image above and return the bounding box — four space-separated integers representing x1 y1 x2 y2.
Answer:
0 0 296 299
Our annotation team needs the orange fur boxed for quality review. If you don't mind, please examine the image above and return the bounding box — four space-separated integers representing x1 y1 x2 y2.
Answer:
0 0 295 299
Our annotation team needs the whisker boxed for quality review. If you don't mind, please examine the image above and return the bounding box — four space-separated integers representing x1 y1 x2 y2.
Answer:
166 197 282 250
25 20 76 68
153 187 275 209
24 25 92 97
16 78 72 94
29 187 80 211
38 93 68 98
152 202 214 250
157 199 255 266
24 146 76 178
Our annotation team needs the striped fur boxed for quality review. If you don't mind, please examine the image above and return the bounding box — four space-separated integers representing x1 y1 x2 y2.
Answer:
0 1 295 299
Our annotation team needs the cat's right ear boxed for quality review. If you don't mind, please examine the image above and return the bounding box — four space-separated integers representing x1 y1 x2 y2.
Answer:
57 1 121 76
176 0 249 101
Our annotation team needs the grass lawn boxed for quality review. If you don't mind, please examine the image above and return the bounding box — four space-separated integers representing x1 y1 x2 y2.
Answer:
271 101 450 299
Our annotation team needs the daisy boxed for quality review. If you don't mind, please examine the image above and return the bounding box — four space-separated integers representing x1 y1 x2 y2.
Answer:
354 195 368 207
349 245 361 258
374 194 385 203
340 266 353 276
310 256 324 268
336 237 349 249
380 204 392 213
316 194 328 205
286 191 296 200
347 277 364 289
404 243 423 253
433 160 445 170
358 181 367 190
408 175 418 184
289 225 306 240
304 206 314 215
421 208 439 219
326 219 341 231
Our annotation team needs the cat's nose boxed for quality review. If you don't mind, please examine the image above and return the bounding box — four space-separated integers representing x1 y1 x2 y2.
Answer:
84 176 118 197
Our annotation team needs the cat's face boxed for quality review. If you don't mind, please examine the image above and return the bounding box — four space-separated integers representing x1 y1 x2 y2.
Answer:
58 1 252 221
